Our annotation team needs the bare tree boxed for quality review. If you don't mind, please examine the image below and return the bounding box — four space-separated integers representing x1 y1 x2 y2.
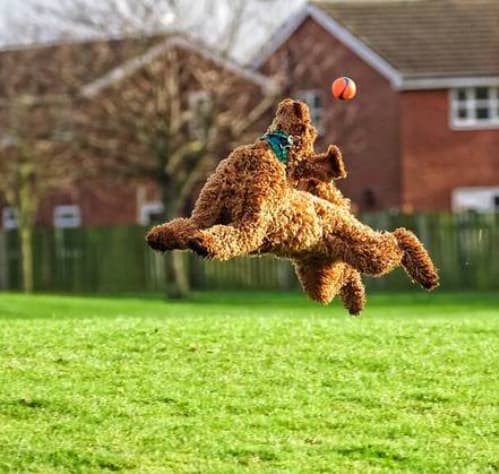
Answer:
20 0 290 61
0 30 128 293
0 93 79 292
16 0 279 297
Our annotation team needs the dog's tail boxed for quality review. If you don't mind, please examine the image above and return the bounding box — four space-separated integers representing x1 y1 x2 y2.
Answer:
393 227 439 291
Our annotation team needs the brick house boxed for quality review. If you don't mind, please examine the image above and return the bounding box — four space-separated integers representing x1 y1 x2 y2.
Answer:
254 0 499 211
0 34 275 230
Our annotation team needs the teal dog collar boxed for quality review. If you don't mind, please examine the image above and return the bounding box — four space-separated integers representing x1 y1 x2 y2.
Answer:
260 130 294 165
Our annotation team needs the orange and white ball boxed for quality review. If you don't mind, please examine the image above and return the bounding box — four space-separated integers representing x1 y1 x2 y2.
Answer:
331 76 357 100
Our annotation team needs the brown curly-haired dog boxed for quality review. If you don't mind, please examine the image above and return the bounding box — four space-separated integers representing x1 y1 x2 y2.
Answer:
147 99 439 314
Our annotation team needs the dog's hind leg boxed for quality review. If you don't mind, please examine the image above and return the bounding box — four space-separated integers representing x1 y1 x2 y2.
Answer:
294 258 345 304
393 228 439 290
295 259 366 315
324 225 404 277
339 266 366 316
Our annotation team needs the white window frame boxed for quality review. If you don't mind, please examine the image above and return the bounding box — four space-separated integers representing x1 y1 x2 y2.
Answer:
450 86 499 130
53 205 81 228
0 135 17 148
452 187 499 212
139 201 164 226
2 207 18 230
297 89 324 134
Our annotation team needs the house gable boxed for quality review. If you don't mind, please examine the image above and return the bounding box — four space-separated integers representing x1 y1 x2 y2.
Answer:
253 5 403 88
82 36 277 99
253 2 499 91
0 34 277 102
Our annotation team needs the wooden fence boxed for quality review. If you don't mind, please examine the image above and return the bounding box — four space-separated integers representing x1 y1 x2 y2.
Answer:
0 212 498 293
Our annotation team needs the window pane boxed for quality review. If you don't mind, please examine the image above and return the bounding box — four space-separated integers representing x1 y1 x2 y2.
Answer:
2 207 18 230
457 108 468 119
457 89 467 101
299 91 322 127
54 205 81 228
476 107 490 120
475 87 489 100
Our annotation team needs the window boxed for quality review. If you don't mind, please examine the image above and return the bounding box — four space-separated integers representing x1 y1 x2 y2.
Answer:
450 87 499 128
2 207 18 230
139 201 164 225
298 90 324 134
0 135 17 148
452 187 499 212
188 91 213 138
47 101 74 142
53 110 74 141
54 205 81 228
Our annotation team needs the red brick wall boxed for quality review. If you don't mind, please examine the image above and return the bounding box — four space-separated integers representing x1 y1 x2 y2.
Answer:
260 17 402 211
1 178 140 229
400 90 499 210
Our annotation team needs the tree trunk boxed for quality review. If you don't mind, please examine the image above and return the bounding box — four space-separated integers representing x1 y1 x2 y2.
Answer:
18 162 37 293
19 223 34 293
161 183 190 299
164 251 190 299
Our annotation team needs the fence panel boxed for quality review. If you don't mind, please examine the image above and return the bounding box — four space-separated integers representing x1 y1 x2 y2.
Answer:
0 212 497 293
0 232 6 290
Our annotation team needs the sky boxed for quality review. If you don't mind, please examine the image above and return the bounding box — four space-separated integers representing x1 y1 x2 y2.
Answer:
0 0 306 62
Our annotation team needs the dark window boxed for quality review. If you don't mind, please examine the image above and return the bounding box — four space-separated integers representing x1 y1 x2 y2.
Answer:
298 90 323 132
362 188 376 209
475 87 489 100
477 107 490 120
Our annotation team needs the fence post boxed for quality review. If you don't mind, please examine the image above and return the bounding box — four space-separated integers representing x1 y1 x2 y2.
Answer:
0 232 6 290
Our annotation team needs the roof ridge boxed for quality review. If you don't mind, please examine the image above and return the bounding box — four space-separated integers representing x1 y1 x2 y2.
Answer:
0 30 175 55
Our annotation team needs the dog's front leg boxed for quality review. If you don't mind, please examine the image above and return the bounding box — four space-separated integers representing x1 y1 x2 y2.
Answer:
187 223 267 260
146 218 197 252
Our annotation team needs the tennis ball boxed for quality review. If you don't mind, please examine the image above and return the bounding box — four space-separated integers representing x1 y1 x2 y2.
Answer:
331 76 357 100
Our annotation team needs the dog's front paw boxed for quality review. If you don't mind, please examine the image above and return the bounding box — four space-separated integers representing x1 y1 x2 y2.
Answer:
146 224 180 252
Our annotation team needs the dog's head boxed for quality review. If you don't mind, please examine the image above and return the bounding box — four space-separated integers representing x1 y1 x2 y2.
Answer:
267 98 318 157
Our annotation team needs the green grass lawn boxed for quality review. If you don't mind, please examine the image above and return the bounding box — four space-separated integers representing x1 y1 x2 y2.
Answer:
0 291 498 473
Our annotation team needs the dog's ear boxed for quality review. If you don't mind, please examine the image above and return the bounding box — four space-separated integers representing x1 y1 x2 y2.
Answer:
327 145 347 179
293 101 303 119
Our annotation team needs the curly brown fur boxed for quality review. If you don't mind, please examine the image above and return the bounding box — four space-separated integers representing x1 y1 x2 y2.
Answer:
146 98 439 314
